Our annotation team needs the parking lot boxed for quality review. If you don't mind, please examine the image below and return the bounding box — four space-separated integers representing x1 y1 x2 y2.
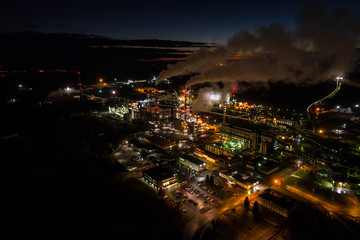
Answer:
163 183 222 217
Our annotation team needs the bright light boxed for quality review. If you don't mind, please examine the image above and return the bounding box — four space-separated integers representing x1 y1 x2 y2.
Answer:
66 87 71 91
336 106 340 109
99 90 102 93
318 129 324 134
112 90 116 94
356 105 359 108
99 78 103 83
209 93 220 101
18 84 22 88
274 179 278 184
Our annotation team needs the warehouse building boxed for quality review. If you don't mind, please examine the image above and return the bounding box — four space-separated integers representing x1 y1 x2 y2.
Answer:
257 189 295 217
220 123 258 150
142 166 178 190
178 154 206 173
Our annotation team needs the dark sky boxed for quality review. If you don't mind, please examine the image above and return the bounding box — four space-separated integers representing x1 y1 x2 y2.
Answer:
1 0 359 42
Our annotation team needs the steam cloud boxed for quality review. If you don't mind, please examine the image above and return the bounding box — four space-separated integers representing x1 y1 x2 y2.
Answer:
190 86 228 113
157 1 360 89
48 87 79 97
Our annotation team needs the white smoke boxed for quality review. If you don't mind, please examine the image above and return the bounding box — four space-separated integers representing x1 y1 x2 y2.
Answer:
48 87 79 97
157 2 360 89
190 85 231 113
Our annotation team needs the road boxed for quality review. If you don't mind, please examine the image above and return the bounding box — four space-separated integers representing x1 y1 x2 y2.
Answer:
179 166 298 240
181 181 269 240
307 76 342 113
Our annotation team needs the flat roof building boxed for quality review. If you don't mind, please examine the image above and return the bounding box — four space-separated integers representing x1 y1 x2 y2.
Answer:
232 174 259 190
257 189 296 217
219 168 238 183
128 138 155 153
258 161 280 175
178 154 206 173
144 135 176 150
143 166 178 190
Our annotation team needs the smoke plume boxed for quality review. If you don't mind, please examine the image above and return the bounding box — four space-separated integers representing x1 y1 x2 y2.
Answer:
157 1 360 88
190 85 228 113
48 87 79 97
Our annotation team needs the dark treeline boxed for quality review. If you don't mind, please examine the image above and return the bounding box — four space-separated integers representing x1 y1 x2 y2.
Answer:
0 104 183 240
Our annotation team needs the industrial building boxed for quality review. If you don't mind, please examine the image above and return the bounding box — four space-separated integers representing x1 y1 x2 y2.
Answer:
178 154 206 173
143 105 175 123
219 168 238 182
258 161 280 175
232 174 259 190
259 134 273 155
257 189 296 217
220 123 258 150
142 166 178 190
144 135 176 150
204 142 231 157
219 169 259 189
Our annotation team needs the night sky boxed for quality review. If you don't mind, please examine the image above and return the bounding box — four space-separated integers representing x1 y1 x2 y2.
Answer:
1 0 360 42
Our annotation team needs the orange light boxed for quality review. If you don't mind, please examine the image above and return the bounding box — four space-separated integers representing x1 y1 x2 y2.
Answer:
274 179 278 184
99 78 103 82
319 129 324 134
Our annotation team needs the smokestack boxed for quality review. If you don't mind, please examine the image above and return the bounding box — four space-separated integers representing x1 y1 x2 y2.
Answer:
184 90 187 122
77 72 83 101
155 88 159 123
